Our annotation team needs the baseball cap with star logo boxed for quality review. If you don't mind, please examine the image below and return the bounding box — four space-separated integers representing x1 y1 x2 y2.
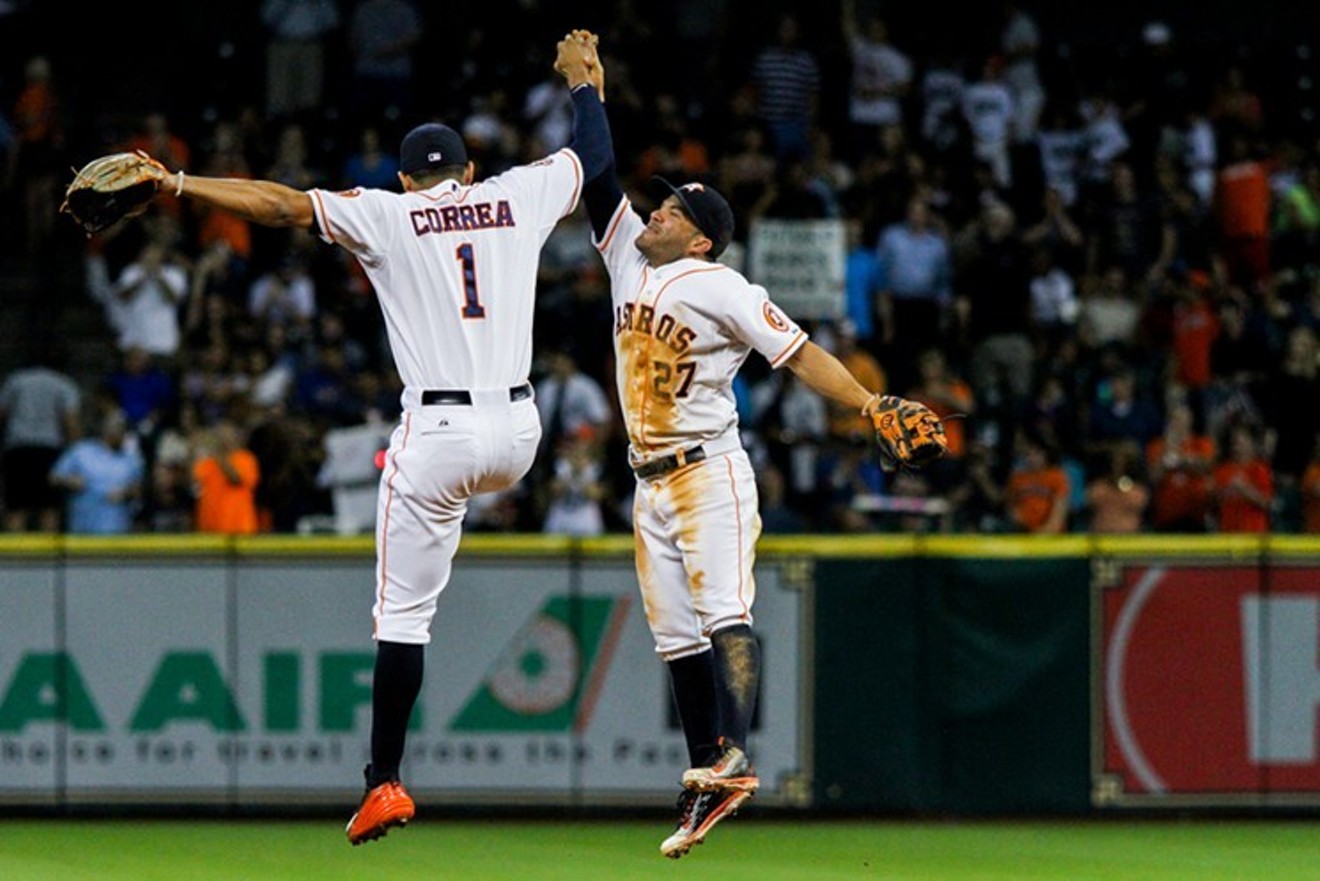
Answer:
651 176 735 259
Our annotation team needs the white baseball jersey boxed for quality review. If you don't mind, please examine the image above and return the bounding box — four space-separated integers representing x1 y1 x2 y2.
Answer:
309 149 583 400
307 149 582 645
595 195 807 659
594 197 808 462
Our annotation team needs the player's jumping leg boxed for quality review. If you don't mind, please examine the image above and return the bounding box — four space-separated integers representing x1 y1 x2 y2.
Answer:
346 641 422 845
681 624 761 793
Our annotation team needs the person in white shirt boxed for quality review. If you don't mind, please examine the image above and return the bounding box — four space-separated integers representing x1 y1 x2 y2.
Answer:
961 56 1017 187
96 241 188 359
568 29 918 859
128 35 611 846
841 0 912 161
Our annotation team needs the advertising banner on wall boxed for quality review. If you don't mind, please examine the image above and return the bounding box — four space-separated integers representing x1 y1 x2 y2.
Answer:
0 553 808 808
1094 561 1320 806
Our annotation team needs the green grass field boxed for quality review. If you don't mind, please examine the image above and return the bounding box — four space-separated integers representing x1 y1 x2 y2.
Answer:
2 817 1319 880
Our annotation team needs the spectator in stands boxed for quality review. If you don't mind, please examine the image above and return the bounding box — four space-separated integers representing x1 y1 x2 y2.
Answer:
1003 428 1071 534
840 0 912 163
293 342 364 430
917 50 966 156
49 408 144 534
534 348 612 461
93 239 189 363
1261 325 1320 487
750 366 829 518
266 121 323 189
718 124 778 231
748 12 821 163
999 1 1046 145
260 0 342 120
876 195 953 392
1084 440 1150 533
1212 130 1273 294
1086 365 1163 458
543 429 607 537
821 436 886 533
1166 270 1220 420
248 250 318 342
955 198 1036 418
192 119 256 273
757 463 807 534
0 343 82 532
191 418 261 534
1146 399 1217 532
1301 435 1320 534
961 54 1016 188
1026 242 1080 360
340 123 401 190
843 217 882 349
906 346 975 494
11 55 64 258
1213 421 1273 533
950 438 1010 533
1077 263 1143 358
345 0 422 126
121 111 192 224
824 319 887 446
1022 184 1086 274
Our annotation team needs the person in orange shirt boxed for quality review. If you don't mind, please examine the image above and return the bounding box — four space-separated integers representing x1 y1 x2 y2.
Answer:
1004 429 1071 534
826 319 888 444
1301 435 1320 534
1145 399 1217 532
905 345 974 495
12 55 64 254
1085 441 1151 533
122 112 192 226
1212 132 1272 293
1213 422 1273 533
1169 273 1219 399
192 419 261 534
191 119 255 267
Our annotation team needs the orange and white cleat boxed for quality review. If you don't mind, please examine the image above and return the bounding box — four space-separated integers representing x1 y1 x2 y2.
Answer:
680 739 759 794
346 781 416 845
660 786 753 859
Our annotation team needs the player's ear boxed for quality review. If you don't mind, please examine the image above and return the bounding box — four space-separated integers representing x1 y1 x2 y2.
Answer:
398 171 413 192
687 233 713 259
462 161 475 186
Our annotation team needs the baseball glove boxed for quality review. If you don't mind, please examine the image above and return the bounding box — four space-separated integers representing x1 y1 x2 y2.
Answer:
868 395 950 472
60 150 168 235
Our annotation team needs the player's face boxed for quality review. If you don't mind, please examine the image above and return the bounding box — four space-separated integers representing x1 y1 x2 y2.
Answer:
636 196 707 266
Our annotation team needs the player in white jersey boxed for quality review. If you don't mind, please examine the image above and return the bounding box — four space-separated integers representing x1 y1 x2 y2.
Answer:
143 37 613 845
565 30 902 859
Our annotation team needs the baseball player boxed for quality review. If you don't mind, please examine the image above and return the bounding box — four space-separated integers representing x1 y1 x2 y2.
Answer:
142 38 614 844
563 32 897 858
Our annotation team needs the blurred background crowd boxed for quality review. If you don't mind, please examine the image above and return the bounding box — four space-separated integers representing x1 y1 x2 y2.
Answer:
1 0 1319 537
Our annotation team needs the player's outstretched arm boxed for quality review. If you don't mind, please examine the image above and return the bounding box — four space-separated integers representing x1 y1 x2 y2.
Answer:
783 340 875 412
168 170 315 229
557 30 625 240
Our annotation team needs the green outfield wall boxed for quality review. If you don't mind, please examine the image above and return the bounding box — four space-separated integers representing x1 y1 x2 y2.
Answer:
1 534 1317 815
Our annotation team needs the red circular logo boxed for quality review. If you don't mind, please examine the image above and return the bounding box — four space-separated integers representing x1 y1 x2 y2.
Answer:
763 302 790 332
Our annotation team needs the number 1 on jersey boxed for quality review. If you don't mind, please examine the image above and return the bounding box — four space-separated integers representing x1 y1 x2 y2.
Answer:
455 243 486 319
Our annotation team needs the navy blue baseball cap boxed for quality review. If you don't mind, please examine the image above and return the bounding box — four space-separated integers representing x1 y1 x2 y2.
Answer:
651 176 734 259
399 123 469 174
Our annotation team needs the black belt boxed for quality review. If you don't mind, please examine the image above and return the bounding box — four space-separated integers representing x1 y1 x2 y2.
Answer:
421 383 532 405
632 445 707 479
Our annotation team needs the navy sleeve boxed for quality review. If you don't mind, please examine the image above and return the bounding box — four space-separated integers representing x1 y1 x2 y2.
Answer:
568 84 612 181
568 84 625 241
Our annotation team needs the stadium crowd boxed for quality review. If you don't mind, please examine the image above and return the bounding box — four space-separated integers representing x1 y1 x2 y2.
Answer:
1 1 1319 537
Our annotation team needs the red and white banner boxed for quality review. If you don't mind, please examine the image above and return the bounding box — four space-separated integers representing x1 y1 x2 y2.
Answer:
1097 563 1320 804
